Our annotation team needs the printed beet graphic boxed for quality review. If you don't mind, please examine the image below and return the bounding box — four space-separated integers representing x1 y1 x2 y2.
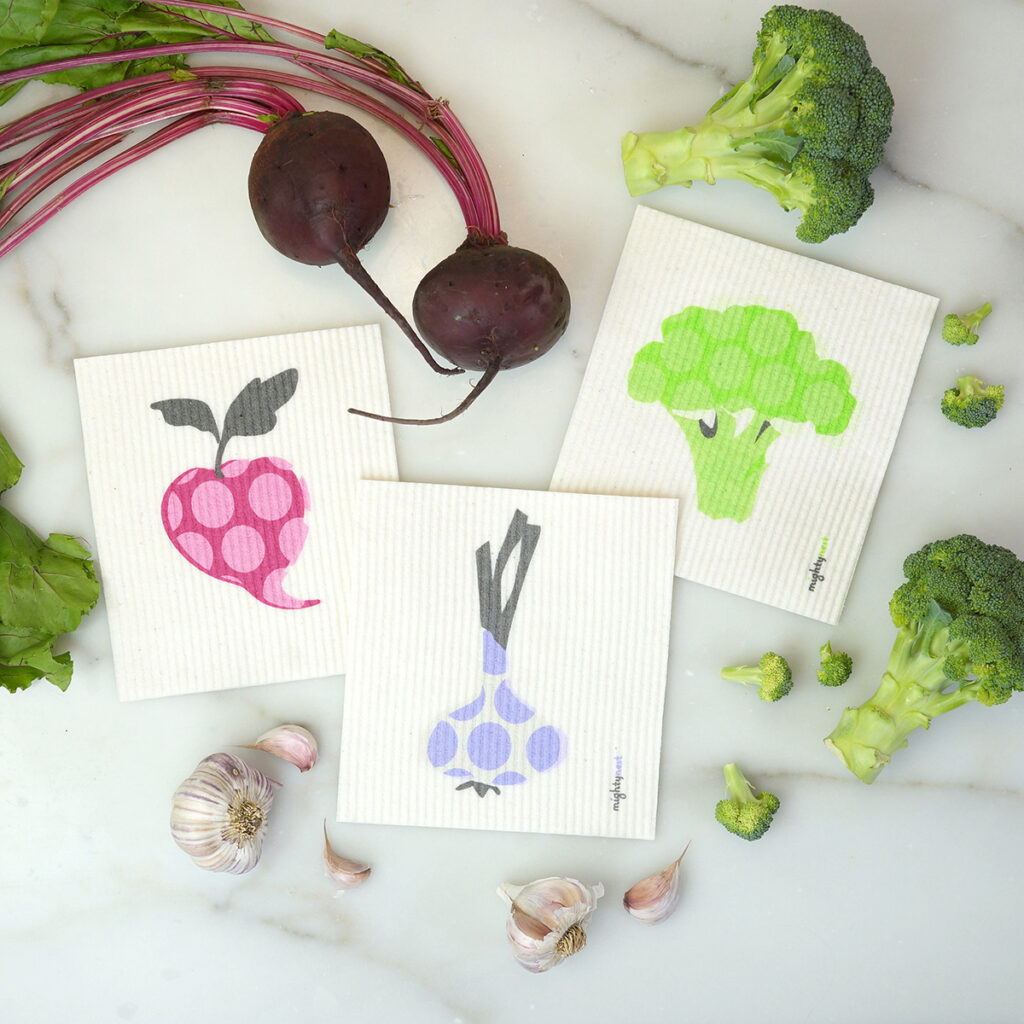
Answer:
151 370 318 610
427 510 565 797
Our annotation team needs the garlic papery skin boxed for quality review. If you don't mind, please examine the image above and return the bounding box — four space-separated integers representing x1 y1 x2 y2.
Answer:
245 724 318 772
170 753 276 874
622 843 690 925
323 822 371 890
497 876 604 973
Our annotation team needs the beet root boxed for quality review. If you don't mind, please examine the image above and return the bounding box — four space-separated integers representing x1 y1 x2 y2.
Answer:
412 242 571 371
347 240 570 425
248 111 460 376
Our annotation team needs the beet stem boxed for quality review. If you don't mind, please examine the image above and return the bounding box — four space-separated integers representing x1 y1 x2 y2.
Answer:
334 253 462 376
348 358 501 425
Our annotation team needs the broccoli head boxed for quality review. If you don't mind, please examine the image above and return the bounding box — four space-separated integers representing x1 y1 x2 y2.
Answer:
715 762 780 840
941 375 1003 429
825 534 1024 783
817 640 852 686
620 5 893 242
628 304 856 521
722 650 793 701
941 302 992 346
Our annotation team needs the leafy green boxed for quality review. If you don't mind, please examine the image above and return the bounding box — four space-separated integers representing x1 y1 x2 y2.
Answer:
0 428 99 694
324 29 418 89
0 0 267 104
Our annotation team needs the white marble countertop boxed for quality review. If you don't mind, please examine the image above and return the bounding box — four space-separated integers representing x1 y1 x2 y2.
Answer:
2 1 1023 1021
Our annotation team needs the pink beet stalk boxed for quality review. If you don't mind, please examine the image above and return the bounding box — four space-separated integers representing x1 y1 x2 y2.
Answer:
0 1 505 252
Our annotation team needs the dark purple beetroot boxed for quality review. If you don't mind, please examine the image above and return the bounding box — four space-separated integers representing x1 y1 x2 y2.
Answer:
412 242 570 371
248 111 459 375
348 239 570 424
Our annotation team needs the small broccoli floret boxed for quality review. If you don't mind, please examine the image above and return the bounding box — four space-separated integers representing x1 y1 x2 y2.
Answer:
817 641 852 686
825 534 1024 783
722 651 793 701
714 762 780 841
620 5 893 242
941 375 1004 429
942 302 992 346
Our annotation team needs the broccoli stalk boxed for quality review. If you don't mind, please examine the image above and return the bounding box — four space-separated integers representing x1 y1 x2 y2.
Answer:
825 535 1024 783
940 375 1004 429
621 5 894 242
941 302 992 346
722 651 793 702
715 762 780 840
628 304 855 522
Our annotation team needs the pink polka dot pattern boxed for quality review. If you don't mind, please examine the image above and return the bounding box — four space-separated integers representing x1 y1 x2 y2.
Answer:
220 459 251 478
191 480 234 528
159 455 318 609
248 472 293 521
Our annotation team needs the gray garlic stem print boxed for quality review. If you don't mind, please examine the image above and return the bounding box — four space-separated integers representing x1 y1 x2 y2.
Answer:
427 510 565 796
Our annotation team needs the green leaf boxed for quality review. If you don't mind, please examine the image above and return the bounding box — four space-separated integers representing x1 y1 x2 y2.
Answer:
0 0 62 56
0 625 73 692
324 29 418 89
731 129 804 164
118 2 272 44
0 0 196 100
0 429 23 493
429 136 458 170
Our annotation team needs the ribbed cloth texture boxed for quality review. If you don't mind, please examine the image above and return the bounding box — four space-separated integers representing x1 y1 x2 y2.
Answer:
338 481 678 839
75 326 397 700
551 206 938 624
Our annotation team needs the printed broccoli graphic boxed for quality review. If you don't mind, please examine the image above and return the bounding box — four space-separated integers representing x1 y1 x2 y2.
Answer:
722 651 793 702
620 5 894 242
627 304 856 522
941 302 992 347
940 375 1004 429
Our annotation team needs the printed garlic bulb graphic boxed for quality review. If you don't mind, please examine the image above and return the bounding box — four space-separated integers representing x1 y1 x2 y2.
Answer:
427 510 565 797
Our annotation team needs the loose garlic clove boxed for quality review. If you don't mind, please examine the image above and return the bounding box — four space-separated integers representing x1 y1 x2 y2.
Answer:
245 724 318 772
498 876 604 972
622 843 690 925
322 822 371 890
170 752 276 874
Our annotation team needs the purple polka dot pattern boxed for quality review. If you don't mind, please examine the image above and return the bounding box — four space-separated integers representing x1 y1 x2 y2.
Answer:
159 456 318 609
466 722 512 770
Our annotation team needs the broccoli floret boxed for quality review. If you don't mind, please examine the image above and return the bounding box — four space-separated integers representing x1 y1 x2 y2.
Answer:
620 5 893 242
817 641 852 686
942 302 992 346
941 375 1004 429
825 534 1024 783
714 762 780 840
722 651 793 701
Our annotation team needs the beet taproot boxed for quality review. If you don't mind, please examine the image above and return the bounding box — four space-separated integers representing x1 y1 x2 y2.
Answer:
248 110 459 376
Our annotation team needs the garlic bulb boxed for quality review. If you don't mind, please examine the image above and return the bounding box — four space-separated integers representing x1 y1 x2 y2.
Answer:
170 753 276 874
245 724 318 772
622 843 690 924
498 876 604 972
322 822 371 890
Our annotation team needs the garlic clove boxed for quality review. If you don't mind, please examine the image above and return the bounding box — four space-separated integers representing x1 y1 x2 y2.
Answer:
170 752 276 874
245 724 318 772
498 876 604 972
622 843 690 925
323 822 371 890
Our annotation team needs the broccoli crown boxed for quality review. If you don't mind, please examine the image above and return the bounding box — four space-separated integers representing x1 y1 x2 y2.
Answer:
621 5 893 242
714 762 780 840
826 535 1024 782
722 650 794 702
890 534 1024 703
941 302 992 346
940 375 1004 429
817 640 852 686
